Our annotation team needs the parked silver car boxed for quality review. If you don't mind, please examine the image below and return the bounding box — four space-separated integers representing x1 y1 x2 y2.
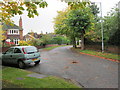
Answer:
2 46 41 68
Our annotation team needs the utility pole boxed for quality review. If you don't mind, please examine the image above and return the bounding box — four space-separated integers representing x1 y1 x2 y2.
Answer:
91 2 104 52
100 2 104 52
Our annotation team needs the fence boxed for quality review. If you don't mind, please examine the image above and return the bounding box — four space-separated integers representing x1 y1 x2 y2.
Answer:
85 44 120 54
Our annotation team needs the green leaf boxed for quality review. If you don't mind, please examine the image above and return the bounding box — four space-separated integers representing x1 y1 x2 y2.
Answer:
18 6 25 10
18 11 23 15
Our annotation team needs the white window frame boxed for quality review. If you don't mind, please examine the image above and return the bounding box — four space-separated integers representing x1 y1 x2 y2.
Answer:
13 39 20 45
8 29 19 35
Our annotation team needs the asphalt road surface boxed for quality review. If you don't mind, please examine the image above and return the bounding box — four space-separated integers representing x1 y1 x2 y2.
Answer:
25 46 118 88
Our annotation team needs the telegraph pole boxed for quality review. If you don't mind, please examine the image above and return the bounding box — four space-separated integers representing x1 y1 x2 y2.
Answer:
100 2 104 52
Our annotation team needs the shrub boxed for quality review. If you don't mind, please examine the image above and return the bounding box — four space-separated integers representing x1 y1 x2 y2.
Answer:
3 42 15 47
19 41 30 46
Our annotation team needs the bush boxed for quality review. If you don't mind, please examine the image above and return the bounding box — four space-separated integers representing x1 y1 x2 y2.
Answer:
49 36 70 45
19 41 30 46
19 39 45 46
3 42 15 47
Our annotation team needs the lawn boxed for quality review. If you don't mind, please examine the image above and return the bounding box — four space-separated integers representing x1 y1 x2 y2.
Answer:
2 67 79 88
71 48 120 60
43 45 69 51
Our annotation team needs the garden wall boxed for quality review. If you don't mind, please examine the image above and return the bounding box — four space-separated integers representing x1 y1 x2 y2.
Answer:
2 47 10 52
45 44 59 47
2 44 58 52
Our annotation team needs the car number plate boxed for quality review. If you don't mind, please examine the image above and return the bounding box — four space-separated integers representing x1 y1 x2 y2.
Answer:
32 58 37 61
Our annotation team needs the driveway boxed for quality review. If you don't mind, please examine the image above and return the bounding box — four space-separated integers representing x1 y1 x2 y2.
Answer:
25 46 118 88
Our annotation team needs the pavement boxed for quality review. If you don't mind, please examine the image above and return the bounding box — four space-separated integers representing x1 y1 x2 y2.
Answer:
24 46 117 88
27 73 48 79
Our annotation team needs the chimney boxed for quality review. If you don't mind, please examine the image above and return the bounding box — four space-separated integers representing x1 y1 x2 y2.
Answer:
19 16 22 28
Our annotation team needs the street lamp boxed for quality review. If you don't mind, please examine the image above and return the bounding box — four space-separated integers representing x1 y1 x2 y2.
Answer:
91 2 104 52
100 2 104 52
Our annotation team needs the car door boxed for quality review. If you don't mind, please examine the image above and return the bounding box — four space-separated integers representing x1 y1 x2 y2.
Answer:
2 48 14 63
12 48 23 64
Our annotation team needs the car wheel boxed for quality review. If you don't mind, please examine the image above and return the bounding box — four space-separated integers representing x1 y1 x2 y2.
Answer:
18 61 25 69
35 60 40 66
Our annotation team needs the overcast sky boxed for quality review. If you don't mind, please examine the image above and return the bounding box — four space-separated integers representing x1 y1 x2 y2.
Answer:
12 0 120 35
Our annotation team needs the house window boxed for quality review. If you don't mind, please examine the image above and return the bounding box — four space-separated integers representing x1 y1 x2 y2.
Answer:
12 30 13 34
14 30 16 33
10 30 11 34
13 39 19 45
8 29 19 35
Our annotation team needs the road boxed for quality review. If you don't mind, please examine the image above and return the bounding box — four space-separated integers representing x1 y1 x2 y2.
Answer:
25 46 118 88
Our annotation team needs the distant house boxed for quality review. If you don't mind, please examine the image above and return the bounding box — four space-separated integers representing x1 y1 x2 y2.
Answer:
2 17 23 45
23 32 42 41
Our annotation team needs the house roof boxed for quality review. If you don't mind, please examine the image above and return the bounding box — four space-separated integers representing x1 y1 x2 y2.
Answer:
23 34 35 39
2 23 22 30
24 33 42 39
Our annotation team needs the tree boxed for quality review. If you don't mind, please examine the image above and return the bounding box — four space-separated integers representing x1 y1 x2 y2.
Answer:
83 2 101 42
54 7 93 49
0 25 6 47
54 6 94 49
0 1 48 46
86 4 119 46
54 8 76 47
65 7 94 49
39 34 51 46
54 1 95 49
89 2 99 17
60 0 90 9
54 9 69 36
103 7 119 45
0 0 48 23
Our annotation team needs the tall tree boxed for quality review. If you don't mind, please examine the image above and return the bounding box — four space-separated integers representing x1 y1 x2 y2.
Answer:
59 1 95 49
0 0 48 46
65 7 94 49
89 2 99 16
0 0 48 23
54 6 94 49
104 7 119 45
0 25 6 47
84 2 100 42
54 9 69 36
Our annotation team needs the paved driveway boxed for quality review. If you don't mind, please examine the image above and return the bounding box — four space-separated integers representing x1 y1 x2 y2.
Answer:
25 46 118 88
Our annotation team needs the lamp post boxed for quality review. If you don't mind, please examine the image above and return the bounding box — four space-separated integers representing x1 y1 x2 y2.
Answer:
91 2 104 52
100 2 104 52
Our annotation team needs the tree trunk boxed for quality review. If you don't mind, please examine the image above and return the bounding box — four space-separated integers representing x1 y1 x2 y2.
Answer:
81 34 84 50
73 37 76 48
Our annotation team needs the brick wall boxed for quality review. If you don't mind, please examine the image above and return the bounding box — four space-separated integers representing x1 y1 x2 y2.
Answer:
2 47 10 52
2 46 45 52
19 30 23 40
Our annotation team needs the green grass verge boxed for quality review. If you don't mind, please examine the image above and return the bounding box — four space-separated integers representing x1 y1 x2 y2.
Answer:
71 48 120 60
43 45 69 51
2 67 79 88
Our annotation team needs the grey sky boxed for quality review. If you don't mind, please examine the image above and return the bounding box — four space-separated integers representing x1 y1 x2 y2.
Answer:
12 0 120 35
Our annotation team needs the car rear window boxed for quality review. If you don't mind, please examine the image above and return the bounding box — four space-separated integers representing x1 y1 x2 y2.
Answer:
25 47 38 54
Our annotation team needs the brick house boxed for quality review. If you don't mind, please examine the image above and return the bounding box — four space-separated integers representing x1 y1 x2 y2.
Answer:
2 17 23 45
23 32 42 41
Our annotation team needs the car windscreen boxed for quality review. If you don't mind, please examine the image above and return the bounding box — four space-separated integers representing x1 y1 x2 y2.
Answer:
25 47 38 54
